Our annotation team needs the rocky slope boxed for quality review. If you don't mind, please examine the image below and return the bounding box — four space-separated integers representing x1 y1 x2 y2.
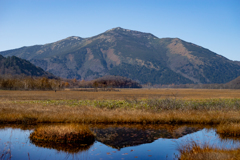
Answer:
1 27 239 84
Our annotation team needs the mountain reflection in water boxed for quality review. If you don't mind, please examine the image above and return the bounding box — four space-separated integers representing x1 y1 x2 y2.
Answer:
3 124 239 160
91 124 200 149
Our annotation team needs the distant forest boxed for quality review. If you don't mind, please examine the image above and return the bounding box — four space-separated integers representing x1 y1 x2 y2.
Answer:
0 75 142 90
0 73 239 90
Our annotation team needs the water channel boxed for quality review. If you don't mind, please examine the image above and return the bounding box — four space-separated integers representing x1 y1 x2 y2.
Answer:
0 124 239 160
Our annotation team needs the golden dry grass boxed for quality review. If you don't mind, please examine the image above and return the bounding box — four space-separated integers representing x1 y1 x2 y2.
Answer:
30 124 94 143
1 100 240 125
0 88 240 100
0 89 240 136
29 124 95 153
217 123 240 137
179 141 240 160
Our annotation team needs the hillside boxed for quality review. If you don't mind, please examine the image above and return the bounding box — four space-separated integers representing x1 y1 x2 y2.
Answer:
235 61 240 66
226 76 240 89
1 27 240 84
0 55 54 78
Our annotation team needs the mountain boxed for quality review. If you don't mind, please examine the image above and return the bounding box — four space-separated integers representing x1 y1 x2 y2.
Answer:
0 55 54 78
1 27 240 84
234 61 240 66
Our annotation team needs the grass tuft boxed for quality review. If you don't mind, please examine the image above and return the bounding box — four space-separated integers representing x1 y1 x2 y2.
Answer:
217 123 240 137
178 140 240 160
30 124 95 143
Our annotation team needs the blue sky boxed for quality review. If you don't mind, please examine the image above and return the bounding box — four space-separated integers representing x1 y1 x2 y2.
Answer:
0 0 239 61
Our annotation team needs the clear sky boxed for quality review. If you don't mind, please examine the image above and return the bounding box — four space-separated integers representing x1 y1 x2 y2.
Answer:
0 0 239 61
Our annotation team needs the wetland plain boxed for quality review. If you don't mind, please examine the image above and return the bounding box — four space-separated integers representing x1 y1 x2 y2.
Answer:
1 89 240 159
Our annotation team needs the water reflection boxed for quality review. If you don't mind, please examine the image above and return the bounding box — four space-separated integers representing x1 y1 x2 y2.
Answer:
217 133 240 147
91 124 200 149
0 124 35 130
30 140 94 153
0 124 240 160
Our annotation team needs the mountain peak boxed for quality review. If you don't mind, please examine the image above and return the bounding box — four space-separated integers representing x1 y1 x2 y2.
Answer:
63 36 82 41
106 27 131 32
104 27 157 39
51 36 83 45
67 36 82 39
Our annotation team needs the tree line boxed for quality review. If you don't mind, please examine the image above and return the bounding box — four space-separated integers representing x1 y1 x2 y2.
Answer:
0 75 142 90
0 75 63 90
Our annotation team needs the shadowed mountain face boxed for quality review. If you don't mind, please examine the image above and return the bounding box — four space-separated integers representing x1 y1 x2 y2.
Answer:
91 125 200 149
0 55 54 78
235 61 240 66
1 27 240 84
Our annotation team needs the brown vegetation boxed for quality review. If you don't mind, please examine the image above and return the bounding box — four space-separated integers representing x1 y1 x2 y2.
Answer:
0 89 240 100
1 98 240 125
178 141 240 160
91 75 142 88
0 76 62 90
217 123 240 137
0 89 240 138
30 124 94 153
0 75 141 91
30 124 94 143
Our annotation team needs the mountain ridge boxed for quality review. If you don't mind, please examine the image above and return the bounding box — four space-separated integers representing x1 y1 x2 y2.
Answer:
0 55 55 78
1 27 239 84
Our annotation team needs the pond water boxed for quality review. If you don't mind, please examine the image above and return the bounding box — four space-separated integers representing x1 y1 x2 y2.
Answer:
0 124 239 160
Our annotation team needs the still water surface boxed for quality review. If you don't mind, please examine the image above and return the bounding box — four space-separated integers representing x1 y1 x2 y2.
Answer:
0 124 239 160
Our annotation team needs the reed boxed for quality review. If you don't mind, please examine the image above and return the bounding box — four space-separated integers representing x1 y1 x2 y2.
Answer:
0 148 11 160
0 138 12 160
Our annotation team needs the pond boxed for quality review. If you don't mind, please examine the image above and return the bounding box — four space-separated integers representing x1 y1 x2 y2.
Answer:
0 124 239 160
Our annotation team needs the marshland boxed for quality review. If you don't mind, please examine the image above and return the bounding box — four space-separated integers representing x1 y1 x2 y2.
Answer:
1 89 240 159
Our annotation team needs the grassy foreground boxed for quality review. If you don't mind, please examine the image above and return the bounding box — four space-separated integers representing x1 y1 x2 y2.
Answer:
1 98 240 125
1 89 240 137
